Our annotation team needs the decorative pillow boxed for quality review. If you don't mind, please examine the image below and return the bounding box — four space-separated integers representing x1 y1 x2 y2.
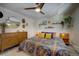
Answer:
60 33 69 39
36 32 58 39
37 32 45 38
42 32 55 39
45 33 52 39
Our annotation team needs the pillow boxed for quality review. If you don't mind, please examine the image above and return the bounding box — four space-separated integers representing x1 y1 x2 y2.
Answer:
54 32 60 37
45 33 52 39
38 33 45 38
36 32 56 39
42 32 55 39
40 33 45 38
60 33 69 39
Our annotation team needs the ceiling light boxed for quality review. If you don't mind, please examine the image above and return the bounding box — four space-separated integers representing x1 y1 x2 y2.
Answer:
35 8 41 12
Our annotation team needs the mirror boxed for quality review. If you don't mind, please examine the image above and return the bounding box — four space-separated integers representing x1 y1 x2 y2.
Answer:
0 16 20 29
6 22 20 28
6 16 20 29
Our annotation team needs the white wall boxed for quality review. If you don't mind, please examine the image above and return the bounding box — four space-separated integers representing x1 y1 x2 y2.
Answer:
34 14 69 33
0 7 35 38
0 6 73 39
70 7 79 52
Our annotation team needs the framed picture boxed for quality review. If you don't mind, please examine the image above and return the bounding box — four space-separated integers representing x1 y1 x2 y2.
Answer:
22 24 25 28
22 18 25 23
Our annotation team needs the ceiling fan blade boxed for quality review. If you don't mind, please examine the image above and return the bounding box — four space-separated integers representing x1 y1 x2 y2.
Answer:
40 11 45 15
38 3 44 9
24 7 36 10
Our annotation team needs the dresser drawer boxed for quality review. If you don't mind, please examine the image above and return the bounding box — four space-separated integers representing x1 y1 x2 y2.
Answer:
0 32 27 51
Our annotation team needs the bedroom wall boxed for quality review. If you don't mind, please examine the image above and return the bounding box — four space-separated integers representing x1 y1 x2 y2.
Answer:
34 14 69 33
70 7 79 52
0 7 36 38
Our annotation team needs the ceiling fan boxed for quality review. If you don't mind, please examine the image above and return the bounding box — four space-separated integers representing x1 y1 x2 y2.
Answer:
24 3 45 15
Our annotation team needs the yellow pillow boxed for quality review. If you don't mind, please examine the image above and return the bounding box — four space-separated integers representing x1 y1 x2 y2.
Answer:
60 33 69 39
45 33 51 39
39 33 45 38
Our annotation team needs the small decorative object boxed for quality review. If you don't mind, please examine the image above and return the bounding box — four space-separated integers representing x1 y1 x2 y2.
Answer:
22 25 25 28
21 18 26 29
39 20 47 27
45 26 54 29
0 11 3 18
22 18 25 23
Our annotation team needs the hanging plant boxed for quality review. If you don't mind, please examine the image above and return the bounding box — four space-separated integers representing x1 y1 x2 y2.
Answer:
63 16 73 28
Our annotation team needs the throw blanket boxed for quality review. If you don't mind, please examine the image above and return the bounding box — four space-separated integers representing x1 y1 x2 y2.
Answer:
19 37 70 56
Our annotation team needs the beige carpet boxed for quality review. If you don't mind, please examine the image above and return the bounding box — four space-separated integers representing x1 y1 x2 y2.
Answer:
0 47 29 56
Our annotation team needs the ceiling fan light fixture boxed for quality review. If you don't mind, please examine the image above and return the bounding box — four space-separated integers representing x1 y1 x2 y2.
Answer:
35 8 41 12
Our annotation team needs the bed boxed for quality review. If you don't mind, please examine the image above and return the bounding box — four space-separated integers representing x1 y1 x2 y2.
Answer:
19 36 70 56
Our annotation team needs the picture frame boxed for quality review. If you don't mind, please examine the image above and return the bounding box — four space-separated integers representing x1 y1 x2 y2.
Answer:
22 18 25 23
22 24 25 28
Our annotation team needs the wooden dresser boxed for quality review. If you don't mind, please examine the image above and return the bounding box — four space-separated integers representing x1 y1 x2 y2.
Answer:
0 32 27 52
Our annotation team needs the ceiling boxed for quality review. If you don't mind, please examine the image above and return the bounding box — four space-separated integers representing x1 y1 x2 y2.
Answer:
0 3 79 20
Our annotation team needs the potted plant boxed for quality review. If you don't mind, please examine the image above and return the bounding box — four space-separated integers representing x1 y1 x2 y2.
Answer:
63 16 73 28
